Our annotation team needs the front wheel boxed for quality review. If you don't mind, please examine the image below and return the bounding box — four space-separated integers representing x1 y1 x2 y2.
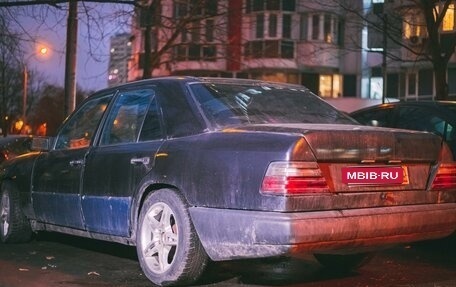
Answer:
0 181 32 243
136 189 208 286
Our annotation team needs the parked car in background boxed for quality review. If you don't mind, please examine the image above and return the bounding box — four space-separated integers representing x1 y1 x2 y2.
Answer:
0 135 32 164
1 77 456 286
350 101 456 157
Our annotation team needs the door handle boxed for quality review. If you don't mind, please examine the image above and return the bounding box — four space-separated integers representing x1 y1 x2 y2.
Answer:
130 157 150 165
69 159 84 167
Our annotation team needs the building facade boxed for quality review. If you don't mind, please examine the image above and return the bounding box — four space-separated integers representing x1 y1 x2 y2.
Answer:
108 33 133 87
127 0 456 100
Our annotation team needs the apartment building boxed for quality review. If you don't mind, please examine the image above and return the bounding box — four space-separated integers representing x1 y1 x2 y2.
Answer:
108 33 133 87
126 0 456 100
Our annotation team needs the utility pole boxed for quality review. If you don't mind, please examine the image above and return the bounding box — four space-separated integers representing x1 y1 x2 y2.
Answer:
142 2 154 79
64 0 78 117
23 65 28 121
373 0 387 103
1 58 6 137
382 14 387 104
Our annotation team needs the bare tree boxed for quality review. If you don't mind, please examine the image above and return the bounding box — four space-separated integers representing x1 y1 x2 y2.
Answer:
2 1 135 116
28 82 89 136
0 14 23 136
420 0 456 100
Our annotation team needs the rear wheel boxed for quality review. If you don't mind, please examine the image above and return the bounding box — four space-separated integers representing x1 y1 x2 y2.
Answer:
314 253 374 271
136 189 208 286
0 181 32 243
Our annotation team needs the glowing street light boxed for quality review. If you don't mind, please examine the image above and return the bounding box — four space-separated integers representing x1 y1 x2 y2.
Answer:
39 47 48 55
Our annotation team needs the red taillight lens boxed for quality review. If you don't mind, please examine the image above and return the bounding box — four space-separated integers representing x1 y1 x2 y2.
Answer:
431 163 456 191
261 162 330 196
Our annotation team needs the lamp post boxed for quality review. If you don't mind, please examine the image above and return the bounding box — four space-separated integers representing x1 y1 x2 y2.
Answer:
23 65 28 122
22 45 49 132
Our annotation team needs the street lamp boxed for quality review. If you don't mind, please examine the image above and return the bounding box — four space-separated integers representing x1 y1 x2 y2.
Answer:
22 44 49 131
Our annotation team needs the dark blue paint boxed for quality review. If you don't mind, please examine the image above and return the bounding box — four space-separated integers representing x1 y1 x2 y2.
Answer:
82 196 131 236
32 192 84 229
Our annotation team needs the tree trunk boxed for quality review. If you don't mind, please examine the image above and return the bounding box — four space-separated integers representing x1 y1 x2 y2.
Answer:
434 57 449 100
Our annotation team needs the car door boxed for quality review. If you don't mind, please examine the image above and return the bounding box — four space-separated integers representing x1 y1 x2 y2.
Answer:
32 94 113 228
81 87 164 236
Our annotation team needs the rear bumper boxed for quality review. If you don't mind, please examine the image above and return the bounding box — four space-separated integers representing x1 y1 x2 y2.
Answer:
189 203 456 261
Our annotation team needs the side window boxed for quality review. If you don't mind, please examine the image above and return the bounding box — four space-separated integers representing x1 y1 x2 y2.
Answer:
55 95 112 150
397 107 452 138
139 97 163 141
352 108 393 127
100 89 153 145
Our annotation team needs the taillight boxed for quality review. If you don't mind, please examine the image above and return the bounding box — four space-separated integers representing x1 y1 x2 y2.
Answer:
261 162 330 196
431 163 456 191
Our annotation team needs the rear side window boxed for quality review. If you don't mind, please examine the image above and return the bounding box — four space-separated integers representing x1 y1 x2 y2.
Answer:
139 97 162 141
100 89 153 145
396 106 453 138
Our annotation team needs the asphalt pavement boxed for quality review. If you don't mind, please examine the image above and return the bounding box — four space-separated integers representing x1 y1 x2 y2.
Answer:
0 232 455 287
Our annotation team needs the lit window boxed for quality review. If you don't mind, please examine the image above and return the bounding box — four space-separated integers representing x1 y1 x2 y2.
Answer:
442 4 455 31
319 74 341 98
403 9 426 38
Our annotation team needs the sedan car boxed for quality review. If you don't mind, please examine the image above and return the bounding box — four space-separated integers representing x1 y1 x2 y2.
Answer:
350 101 456 157
1 77 456 286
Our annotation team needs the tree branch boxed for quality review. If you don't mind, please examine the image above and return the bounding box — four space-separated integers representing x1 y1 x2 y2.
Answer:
0 0 138 8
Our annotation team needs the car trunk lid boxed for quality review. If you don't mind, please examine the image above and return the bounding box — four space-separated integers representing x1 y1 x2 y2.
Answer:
237 124 443 192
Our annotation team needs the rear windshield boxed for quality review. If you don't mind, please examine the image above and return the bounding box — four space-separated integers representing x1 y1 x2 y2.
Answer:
189 82 355 128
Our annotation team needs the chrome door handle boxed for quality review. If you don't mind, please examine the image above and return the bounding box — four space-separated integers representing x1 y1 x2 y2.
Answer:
130 157 150 165
69 159 84 167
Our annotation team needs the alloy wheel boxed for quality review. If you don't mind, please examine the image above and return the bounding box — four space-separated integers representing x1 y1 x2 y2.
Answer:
140 202 178 274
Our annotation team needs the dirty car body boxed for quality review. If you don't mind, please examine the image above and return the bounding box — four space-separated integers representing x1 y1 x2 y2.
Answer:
1 77 456 286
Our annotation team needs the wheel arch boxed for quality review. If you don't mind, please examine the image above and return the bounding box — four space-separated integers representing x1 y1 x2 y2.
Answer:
0 178 33 243
130 181 182 241
0 178 31 218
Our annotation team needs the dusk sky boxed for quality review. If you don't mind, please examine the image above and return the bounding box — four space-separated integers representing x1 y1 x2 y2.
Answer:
15 3 132 92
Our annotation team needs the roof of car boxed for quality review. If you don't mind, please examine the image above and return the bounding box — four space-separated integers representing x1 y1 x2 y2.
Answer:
351 100 456 114
92 76 308 97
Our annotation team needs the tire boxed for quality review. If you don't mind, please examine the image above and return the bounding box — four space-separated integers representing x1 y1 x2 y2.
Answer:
136 189 208 286
0 181 33 243
314 252 374 271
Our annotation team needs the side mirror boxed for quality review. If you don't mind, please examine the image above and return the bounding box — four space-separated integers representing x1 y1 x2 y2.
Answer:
31 137 53 152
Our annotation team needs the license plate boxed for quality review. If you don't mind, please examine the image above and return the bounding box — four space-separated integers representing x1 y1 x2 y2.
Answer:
341 166 408 185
